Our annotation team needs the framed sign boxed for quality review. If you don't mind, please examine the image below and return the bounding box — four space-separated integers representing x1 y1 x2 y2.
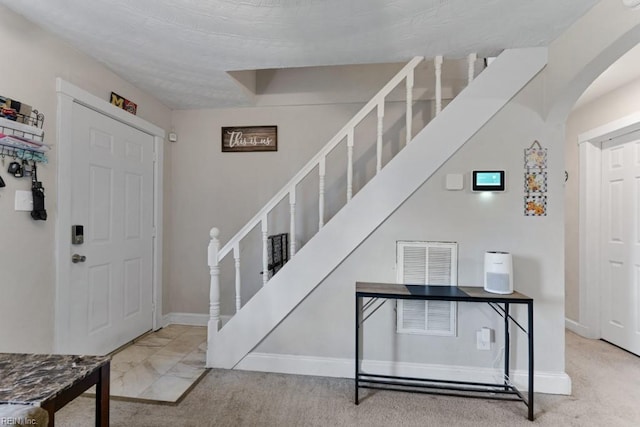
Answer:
222 125 277 152
110 92 137 115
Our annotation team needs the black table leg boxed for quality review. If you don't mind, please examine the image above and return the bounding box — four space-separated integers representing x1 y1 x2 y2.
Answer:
42 401 55 427
96 361 110 427
355 295 360 404
528 301 534 421
504 303 510 387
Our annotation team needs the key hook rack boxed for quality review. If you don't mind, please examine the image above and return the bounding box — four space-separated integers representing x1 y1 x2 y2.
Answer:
0 109 48 163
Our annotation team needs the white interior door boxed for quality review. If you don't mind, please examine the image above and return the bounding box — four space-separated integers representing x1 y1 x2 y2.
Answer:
600 132 640 356
67 102 154 355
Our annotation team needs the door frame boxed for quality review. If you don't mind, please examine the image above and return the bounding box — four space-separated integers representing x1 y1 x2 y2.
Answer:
54 78 165 353
578 111 640 339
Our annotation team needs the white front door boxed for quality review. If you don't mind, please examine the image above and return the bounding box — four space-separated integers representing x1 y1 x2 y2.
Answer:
600 132 640 356
67 102 154 355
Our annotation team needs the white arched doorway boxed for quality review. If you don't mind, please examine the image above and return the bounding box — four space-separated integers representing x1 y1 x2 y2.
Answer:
551 2 640 350
576 113 640 350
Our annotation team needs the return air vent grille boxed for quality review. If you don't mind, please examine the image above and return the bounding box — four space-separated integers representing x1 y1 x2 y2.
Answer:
401 300 427 330
396 241 457 336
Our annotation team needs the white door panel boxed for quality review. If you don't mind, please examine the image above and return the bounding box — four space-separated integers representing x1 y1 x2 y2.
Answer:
601 134 640 355
124 258 142 318
68 102 154 355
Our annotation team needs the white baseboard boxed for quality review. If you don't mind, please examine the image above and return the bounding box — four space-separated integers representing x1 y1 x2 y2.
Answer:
163 312 231 327
235 352 572 395
565 318 593 337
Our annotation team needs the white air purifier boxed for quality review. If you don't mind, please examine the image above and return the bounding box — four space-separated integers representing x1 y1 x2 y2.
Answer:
484 251 513 294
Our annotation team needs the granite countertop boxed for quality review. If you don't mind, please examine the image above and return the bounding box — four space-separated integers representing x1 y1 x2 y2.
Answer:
0 353 110 405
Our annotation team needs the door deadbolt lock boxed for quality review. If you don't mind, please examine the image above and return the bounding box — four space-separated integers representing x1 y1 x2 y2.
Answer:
71 225 84 245
72 254 86 263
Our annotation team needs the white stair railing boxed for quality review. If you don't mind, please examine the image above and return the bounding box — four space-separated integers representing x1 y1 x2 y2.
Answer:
208 54 478 326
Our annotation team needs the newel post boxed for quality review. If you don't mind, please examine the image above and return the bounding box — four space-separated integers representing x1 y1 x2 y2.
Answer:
208 227 221 333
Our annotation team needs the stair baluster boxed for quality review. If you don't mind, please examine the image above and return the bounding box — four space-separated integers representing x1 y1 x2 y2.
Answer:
289 189 296 256
319 157 326 229
234 243 241 312
435 55 443 115
376 101 384 173
262 216 268 286
347 129 354 201
406 70 414 145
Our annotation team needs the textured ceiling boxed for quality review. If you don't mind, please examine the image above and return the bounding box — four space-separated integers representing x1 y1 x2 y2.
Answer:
1 0 599 109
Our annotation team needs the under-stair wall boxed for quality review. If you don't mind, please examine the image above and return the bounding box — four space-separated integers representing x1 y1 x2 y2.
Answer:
208 47 548 371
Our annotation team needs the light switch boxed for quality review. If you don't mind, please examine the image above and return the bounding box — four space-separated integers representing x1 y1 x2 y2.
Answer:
476 331 490 350
445 173 464 190
481 327 493 342
15 190 33 211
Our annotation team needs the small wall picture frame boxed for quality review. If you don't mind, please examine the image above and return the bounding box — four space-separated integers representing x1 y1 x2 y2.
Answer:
524 140 547 169
524 170 547 193
524 195 547 216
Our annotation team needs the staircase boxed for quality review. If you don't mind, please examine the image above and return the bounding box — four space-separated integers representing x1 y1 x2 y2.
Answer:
207 48 548 369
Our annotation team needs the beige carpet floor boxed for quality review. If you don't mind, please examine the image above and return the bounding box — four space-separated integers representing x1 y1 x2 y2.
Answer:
56 330 640 426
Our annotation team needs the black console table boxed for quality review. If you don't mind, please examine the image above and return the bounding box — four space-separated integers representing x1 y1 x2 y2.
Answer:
355 282 534 421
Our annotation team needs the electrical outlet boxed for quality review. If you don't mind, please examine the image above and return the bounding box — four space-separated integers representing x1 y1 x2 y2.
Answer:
476 330 491 350
14 190 33 211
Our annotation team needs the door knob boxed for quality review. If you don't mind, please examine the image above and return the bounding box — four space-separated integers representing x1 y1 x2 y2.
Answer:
72 254 86 263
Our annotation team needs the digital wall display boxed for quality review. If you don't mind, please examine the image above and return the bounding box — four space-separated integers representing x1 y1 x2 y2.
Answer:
472 170 505 192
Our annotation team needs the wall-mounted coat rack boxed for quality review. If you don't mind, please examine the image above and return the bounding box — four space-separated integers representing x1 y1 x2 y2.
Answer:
0 110 48 163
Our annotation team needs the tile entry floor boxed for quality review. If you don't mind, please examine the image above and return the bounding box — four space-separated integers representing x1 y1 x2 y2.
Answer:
92 325 209 403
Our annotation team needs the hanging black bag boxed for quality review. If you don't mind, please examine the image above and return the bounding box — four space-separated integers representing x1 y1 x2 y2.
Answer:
31 161 47 221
